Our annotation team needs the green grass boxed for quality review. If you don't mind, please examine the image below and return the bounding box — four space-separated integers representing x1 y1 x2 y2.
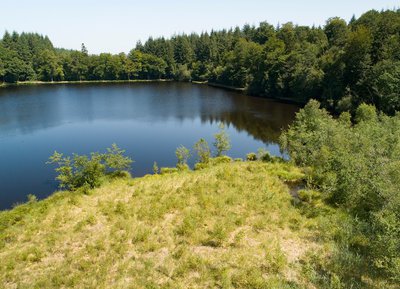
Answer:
0 161 394 288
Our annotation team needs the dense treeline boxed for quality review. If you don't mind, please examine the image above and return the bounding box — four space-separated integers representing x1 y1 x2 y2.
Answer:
281 100 400 284
1 9 400 114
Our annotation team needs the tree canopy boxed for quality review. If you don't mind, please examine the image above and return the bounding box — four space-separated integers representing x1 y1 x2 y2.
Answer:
280 100 400 281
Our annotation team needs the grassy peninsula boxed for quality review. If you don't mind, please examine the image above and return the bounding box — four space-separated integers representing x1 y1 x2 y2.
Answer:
0 159 394 288
0 161 332 288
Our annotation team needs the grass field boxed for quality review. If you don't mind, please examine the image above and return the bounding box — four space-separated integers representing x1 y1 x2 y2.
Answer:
0 161 394 288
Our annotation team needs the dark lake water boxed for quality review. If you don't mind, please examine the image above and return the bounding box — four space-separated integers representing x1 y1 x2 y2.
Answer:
0 82 299 210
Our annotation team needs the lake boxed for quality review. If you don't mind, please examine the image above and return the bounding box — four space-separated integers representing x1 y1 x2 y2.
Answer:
0 82 299 210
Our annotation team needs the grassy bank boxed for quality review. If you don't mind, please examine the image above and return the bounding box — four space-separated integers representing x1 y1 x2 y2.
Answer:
0 161 394 288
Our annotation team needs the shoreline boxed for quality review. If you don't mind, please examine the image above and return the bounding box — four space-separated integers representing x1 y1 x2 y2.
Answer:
0 79 306 106
206 82 246 92
0 79 174 88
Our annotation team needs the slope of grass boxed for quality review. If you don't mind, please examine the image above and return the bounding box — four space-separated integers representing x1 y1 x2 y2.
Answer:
0 161 393 288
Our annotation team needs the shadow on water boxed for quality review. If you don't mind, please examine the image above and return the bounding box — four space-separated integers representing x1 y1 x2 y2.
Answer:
0 82 299 210
0 82 298 143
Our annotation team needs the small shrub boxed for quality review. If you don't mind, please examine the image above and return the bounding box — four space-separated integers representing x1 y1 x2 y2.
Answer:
153 162 159 174
194 138 211 164
298 189 321 203
271 156 285 163
194 162 209 170
213 123 231 157
176 163 190 171
160 167 179 175
195 157 231 170
210 156 232 165
27 194 37 203
103 143 133 173
75 183 92 195
234 158 243 162
246 153 257 161
257 148 273 162
47 144 133 191
66 153 105 189
175 145 190 169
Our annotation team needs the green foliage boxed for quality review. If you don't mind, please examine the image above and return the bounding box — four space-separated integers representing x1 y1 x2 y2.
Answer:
175 145 190 170
213 123 231 157
354 102 377 123
103 143 133 173
281 100 400 281
194 155 233 170
246 152 257 161
72 153 107 188
257 148 273 162
160 167 179 175
47 144 132 190
127 50 167 79
297 189 321 204
193 138 211 164
27 194 38 204
175 64 191 81
34 49 63 81
152 162 159 174
194 162 208 171
209 155 232 165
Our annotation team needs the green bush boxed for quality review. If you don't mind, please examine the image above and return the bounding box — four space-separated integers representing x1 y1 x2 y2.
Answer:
47 144 133 191
176 163 190 171
27 194 37 204
153 162 159 174
193 138 211 164
160 167 179 175
213 123 231 157
297 189 321 203
246 153 257 161
103 144 133 174
281 100 400 281
175 145 190 170
257 148 273 162
210 156 232 165
194 162 209 171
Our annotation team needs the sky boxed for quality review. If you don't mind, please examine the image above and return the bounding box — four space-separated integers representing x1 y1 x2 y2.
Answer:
1 0 399 54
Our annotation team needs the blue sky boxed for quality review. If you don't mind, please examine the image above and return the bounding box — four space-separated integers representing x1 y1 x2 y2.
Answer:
1 0 398 54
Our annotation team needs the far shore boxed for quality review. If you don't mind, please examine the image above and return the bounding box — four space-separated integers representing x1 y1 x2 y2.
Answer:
0 79 174 88
0 79 306 106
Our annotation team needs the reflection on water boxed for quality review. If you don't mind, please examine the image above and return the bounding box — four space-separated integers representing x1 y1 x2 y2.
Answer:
0 82 299 210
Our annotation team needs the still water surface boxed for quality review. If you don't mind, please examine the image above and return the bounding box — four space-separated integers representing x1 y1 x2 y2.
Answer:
0 82 299 210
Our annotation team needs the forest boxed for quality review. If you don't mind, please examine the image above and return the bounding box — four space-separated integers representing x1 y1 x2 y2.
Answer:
0 9 399 114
